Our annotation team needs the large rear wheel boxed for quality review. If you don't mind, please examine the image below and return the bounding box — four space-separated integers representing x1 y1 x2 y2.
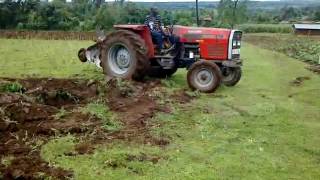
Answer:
187 61 222 93
222 67 242 86
100 30 149 81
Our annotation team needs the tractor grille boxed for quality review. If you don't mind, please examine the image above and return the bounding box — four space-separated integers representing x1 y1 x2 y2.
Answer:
208 45 225 57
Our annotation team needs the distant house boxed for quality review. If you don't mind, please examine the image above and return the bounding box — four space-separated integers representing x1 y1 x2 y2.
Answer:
292 24 320 36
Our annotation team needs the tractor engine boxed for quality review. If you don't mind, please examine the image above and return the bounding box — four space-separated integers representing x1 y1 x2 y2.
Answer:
172 25 242 63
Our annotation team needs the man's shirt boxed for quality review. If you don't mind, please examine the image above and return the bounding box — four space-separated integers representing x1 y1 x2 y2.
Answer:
144 15 163 32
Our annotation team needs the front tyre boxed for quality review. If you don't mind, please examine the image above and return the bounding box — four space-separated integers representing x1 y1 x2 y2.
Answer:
187 61 222 93
222 67 242 86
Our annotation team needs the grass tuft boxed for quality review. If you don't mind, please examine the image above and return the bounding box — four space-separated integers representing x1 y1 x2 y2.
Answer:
53 108 68 120
83 102 122 132
0 82 25 93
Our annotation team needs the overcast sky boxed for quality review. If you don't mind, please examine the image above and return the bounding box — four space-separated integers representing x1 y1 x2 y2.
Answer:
60 0 282 3
105 0 280 2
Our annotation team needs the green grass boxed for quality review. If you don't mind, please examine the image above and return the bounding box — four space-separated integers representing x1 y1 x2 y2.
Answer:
0 38 103 80
1 39 320 179
0 81 25 93
83 102 122 132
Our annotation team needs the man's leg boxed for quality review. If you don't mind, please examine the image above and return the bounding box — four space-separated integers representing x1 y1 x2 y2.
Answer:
169 34 180 45
151 31 163 49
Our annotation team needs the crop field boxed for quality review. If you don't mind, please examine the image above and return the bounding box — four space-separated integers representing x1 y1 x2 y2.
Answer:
237 24 293 34
244 33 320 73
0 38 320 179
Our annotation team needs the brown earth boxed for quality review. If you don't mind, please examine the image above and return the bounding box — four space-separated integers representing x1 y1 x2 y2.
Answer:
307 65 320 74
290 76 311 86
0 78 193 179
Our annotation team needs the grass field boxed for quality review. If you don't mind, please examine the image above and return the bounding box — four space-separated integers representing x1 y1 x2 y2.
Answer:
1 39 320 179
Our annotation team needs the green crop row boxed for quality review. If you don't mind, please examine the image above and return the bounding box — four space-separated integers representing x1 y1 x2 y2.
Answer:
238 24 293 33
244 34 320 64
279 39 320 64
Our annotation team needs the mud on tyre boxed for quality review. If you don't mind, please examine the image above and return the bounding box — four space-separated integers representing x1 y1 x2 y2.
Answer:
187 61 222 93
100 30 149 81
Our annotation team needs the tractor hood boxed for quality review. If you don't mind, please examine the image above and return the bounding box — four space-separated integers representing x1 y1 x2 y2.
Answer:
173 25 232 43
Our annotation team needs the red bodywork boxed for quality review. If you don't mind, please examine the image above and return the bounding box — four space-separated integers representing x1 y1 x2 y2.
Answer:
114 24 232 60
114 25 155 58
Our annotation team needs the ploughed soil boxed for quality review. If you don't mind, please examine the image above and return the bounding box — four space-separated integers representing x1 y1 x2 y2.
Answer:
0 78 193 179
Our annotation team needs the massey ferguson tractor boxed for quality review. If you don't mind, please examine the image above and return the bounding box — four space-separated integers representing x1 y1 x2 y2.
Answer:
78 24 242 93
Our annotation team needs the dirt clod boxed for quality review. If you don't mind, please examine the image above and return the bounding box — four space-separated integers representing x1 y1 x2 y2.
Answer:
307 65 320 74
290 76 311 86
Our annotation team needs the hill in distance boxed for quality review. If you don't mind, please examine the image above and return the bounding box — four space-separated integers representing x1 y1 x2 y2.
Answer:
133 0 320 10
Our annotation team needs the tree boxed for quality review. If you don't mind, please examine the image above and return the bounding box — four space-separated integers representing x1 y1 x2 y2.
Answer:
314 10 320 21
217 0 248 28
280 7 301 21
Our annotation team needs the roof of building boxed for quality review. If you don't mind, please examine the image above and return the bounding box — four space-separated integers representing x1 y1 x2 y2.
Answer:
293 24 320 30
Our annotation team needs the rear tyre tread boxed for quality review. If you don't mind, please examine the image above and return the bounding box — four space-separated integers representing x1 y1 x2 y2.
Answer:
100 30 149 81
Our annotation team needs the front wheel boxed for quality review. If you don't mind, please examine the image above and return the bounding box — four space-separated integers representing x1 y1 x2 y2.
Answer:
187 61 222 93
222 67 242 87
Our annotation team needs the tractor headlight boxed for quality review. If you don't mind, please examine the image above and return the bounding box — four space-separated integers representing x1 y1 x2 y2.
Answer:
189 51 194 59
233 41 237 47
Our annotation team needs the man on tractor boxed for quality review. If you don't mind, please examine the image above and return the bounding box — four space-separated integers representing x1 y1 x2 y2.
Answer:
144 7 176 54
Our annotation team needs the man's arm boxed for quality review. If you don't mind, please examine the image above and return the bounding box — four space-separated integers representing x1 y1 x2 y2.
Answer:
156 15 164 33
144 15 150 25
157 15 164 27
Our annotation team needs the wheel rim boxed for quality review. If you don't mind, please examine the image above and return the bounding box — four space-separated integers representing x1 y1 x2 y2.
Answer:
194 68 214 88
108 43 131 75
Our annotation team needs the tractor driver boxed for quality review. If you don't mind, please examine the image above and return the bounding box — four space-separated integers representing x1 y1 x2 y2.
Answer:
144 7 175 54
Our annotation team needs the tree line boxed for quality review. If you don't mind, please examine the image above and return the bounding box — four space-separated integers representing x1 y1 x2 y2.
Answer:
0 0 319 31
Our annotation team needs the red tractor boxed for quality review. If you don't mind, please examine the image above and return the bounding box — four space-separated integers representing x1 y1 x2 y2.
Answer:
78 24 242 93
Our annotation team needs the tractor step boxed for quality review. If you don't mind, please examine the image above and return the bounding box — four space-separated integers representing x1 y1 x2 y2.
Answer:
155 56 175 69
154 55 174 59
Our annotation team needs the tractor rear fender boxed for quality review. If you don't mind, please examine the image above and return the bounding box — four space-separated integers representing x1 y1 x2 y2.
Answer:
114 25 155 58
